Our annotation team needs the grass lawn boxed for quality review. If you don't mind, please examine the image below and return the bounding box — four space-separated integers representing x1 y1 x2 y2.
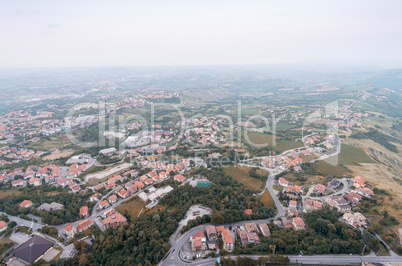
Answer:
0 188 22 200
0 238 16 256
116 197 146 219
146 204 168 214
244 132 303 153
224 165 265 191
313 144 374 176
259 190 276 208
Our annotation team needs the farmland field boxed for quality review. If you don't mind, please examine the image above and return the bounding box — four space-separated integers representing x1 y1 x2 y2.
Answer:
224 165 265 191
116 197 146 219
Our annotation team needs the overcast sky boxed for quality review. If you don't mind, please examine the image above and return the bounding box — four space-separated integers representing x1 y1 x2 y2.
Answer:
1 0 402 68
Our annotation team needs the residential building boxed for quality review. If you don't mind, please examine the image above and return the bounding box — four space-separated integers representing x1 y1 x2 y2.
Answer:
80 206 89 218
353 176 365 188
222 228 233 252
98 200 109 209
0 220 7 232
258 223 271 237
108 195 118 204
245 223 257 233
291 217 306 230
174 174 186 182
64 224 76 239
190 230 207 252
102 209 128 229
77 219 94 233
314 184 326 195
205 225 217 240
19 200 33 208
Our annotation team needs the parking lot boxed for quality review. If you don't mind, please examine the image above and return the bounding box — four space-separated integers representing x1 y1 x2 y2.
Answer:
9 232 30 244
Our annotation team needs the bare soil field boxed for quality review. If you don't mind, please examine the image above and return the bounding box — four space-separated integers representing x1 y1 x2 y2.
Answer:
43 150 74 160
85 163 131 183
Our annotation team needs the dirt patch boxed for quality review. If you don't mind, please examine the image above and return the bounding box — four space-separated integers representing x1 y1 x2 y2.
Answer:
347 163 402 221
43 150 74 160
84 163 131 183
224 165 265 191
260 190 275 208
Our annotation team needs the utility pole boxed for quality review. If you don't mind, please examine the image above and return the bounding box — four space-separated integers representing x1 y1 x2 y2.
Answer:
273 244 276 255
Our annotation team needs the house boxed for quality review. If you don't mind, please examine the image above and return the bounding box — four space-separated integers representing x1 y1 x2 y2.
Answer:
258 223 271 237
291 217 306 230
343 192 362 205
222 228 233 252
29 177 41 186
245 209 253 215
98 200 109 209
343 213 358 228
80 206 89 218
246 232 260 244
71 184 80 193
125 183 138 195
64 224 76 239
90 193 101 202
289 200 297 208
288 185 302 194
173 174 186 182
108 195 118 204
190 230 207 252
305 199 323 211
205 225 217 240
353 176 365 188
19 200 33 208
77 219 94 233
105 183 116 190
288 207 298 217
102 209 128 229
144 178 153 185
94 183 105 191
245 223 257 233
314 184 326 195
216 225 224 234
11 179 24 187
134 181 144 190
278 177 289 187
355 187 374 198
0 221 7 232
118 189 128 198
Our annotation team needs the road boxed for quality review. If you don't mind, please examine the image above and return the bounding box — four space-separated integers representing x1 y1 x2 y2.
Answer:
2 213 44 230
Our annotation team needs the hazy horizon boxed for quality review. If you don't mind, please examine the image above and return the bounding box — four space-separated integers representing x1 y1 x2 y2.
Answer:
1 0 402 68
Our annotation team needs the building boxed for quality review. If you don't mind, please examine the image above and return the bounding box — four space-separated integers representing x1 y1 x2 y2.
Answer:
258 223 271 237
90 193 101 202
99 147 117 156
29 177 41 186
325 196 351 213
134 181 144 190
343 192 362 205
11 179 24 187
314 184 326 195
0 220 7 232
80 206 89 218
353 176 365 188
7 235 54 264
327 179 341 189
173 174 186 182
108 195 118 204
245 223 257 233
355 187 374 198
77 220 94 233
19 200 33 208
222 228 233 252
102 209 128 229
289 200 297 208
98 200 109 209
205 225 217 240
305 199 323 211
64 224 76 239
244 209 253 215
190 230 207 252
291 217 306 230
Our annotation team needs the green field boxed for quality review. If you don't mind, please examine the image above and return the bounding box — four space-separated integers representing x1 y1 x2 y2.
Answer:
245 131 303 153
116 197 146 219
314 144 374 176
224 165 266 191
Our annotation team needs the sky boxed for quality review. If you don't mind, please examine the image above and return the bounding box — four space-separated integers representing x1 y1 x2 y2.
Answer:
1 0 402 68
